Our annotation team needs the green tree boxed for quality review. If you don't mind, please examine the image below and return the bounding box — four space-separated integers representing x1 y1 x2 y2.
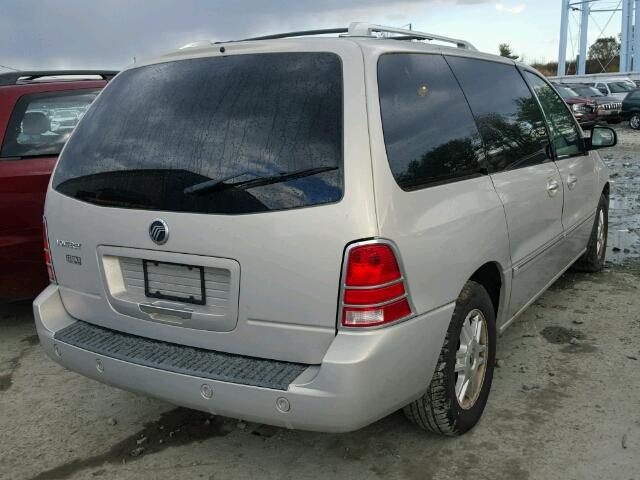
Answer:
499 43 519 60
588 36 620 66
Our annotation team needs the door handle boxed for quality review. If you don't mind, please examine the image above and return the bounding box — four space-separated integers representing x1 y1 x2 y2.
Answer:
567 174 578 190
546 179 560 197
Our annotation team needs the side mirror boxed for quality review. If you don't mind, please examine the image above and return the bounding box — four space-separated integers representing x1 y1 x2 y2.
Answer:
586 126 617 150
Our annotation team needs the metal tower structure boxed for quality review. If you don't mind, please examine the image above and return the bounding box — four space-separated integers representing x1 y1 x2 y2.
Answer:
558 0 640 76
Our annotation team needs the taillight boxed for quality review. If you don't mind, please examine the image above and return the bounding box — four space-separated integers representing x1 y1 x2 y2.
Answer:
43 217 56 283
340 242 412 328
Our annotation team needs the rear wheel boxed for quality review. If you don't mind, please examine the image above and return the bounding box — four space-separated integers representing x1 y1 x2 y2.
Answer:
573 193 608 272
404 280 496 436
630 113 640 130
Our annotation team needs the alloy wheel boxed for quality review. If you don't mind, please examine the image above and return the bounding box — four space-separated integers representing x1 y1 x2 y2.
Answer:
596 209 605 257
455 309 488 409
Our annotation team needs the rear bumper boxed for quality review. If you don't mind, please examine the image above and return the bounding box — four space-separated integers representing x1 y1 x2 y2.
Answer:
34 284 453 432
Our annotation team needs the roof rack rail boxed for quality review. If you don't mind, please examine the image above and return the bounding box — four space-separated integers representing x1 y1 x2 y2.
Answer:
241 28 348 42
224 22 476 50
347 22 477 50
0 70 118 87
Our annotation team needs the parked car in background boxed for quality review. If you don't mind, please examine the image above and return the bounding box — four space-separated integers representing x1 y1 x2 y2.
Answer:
0 70 115 301
565 84 623 124
622 88 640 130
35 23 616 437
552 83 597 129
586 78 636 101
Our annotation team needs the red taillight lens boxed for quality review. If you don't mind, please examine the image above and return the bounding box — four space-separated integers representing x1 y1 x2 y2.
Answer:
43 217 56 283
341 242 412 328
345 245 402 286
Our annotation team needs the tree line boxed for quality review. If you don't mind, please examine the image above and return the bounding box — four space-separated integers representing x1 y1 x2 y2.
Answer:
498 37 622 76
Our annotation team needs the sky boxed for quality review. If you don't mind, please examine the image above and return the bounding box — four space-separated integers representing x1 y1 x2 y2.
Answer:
0 0 626 72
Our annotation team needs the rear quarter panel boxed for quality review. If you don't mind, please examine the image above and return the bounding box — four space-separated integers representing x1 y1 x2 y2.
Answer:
361 43 511 325
0 156 55 299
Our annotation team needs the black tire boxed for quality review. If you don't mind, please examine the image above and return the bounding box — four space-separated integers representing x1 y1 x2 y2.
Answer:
404 280 496 436
573 193 608 272
630 113 640 130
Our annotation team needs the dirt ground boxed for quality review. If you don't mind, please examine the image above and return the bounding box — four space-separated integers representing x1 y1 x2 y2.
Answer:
1 126 639 480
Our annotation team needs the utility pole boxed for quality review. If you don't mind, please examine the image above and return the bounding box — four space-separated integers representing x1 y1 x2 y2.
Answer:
621 0 632 71
558 0 570 76
578 1 590 75
635 0 640 70
559 0 637 75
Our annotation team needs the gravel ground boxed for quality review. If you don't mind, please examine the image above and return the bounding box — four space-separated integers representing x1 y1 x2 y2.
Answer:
1 126 639 480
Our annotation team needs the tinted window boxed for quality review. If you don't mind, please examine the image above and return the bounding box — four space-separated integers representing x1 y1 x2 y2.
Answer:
446 57 551 172
53 53 343 215
1 89 100 159
608 82 634 93
377 53 484 190
525 72 583 159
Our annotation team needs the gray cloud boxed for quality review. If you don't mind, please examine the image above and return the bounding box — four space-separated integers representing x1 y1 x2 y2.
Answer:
0 0 491 71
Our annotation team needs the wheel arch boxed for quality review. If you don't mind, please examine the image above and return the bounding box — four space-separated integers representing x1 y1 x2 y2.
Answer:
468 262 503 319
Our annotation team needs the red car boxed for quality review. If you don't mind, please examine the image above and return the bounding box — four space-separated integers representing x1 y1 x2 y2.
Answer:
0 70 115 301
552 83 598 129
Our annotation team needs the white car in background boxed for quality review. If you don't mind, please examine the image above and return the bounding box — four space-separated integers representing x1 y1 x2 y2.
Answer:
588 78 636 100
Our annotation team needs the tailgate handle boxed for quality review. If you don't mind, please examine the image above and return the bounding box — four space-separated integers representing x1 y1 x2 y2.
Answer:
140 303 193 320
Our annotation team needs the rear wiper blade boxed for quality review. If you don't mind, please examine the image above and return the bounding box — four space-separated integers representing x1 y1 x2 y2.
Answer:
184 166 338 196
183 170 262 196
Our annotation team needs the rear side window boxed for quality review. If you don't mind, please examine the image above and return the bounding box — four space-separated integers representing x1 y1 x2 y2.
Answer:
595 84 609 95
53 53 343 215
524 72 583 159
377 53 484 190
1 89 99 159
446 56 551 172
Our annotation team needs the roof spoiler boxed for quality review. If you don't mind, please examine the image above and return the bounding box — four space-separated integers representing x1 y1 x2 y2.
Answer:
0 70 118 87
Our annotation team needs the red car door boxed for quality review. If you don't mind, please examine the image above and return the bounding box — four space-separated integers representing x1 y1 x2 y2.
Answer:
0 76 109 300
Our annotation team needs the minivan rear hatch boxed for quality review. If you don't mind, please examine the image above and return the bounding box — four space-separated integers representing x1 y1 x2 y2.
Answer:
46 42 377 364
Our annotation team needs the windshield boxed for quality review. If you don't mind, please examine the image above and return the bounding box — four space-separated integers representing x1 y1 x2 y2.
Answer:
570 86 602 97
608 82 635 93
53 53 343 215
556 86 578 99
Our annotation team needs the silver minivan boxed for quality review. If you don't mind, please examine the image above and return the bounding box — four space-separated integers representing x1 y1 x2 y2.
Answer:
35 23 616 436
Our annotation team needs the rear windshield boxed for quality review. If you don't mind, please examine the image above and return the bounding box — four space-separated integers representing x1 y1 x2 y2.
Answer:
1 89 100 159
52 53 343 215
